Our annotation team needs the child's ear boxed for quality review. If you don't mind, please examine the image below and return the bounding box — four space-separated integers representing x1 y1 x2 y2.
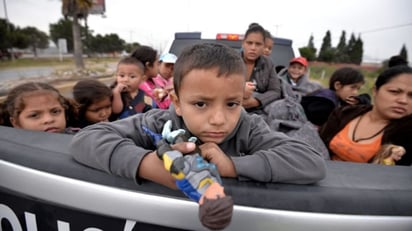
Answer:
9 117 20 128
170 92 182 116
334 81 342 90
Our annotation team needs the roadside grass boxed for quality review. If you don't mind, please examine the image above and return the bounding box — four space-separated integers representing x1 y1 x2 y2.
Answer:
1 57 384 100
308 62 383 96
0 57 120 70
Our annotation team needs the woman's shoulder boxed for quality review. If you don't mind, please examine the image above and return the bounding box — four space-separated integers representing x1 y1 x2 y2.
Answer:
256 55 274 69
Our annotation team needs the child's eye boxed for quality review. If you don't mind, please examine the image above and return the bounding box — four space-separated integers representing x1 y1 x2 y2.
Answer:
28 113 39 119
130 75 136 79
51 108 63 115
194 102 206 108
227 102 240 108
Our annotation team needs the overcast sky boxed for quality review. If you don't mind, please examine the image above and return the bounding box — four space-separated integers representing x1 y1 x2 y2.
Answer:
2 0 412 63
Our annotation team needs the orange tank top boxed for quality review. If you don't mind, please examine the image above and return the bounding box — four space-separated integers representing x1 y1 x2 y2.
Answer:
329 119 383 163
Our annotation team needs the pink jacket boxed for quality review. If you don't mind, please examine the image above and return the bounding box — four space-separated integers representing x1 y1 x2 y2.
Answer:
139 76 172 109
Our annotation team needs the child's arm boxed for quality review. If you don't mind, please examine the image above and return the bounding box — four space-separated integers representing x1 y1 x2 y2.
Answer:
70 109 179 188
111 84 125 114
138 151 177 189
232 114 326 184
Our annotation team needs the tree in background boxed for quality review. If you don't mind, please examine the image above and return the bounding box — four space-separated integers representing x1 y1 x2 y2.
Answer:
62 0 93 70
20 27 49 58
317 30 335 62
352 35 363 65
0 18 13 52
400 44 408 62
124 42 141 53
1 19 49 60
314 30 363 64
0 18 26 59
335 31 349 63
88 33 125 55
299 35 317 61
50 18 75 53
346 33 363 65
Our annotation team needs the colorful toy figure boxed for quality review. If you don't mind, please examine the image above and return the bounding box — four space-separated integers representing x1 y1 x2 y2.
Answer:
372 144 406 165
143 120 233 230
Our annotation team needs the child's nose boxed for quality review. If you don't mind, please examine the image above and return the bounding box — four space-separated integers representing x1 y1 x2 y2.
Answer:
43 113 55 124
209 109 225 125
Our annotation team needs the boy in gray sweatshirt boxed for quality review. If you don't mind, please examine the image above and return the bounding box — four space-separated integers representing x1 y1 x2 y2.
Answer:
69 43 326 189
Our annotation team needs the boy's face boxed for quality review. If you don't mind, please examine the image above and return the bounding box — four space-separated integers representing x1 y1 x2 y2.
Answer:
172 68 244 144
287 62 307 81
116 64 145 91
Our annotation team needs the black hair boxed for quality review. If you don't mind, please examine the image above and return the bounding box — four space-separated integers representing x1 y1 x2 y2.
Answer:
329 67 365 90
72 79 112 123
117 56 145 72
244 22 266 41
264 29 273 40
388 55 408 68
129 45 158 70
375 65 412 90
173 43 246 97
0 82 77 127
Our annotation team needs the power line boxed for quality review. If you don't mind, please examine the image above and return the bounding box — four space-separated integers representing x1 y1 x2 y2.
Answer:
360 22 412 34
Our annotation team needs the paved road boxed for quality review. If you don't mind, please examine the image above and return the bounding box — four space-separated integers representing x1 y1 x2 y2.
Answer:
0 63 116 100
0 67 55 82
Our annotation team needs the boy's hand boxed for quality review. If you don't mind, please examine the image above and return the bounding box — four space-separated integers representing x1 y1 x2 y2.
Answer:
244 81 256 99
198 143 237 178
170 141 196 154
114 83 128 94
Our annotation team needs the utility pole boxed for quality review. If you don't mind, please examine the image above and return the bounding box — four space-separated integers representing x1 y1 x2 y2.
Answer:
274 24 282 36
130 30 134 43
3 0 14 61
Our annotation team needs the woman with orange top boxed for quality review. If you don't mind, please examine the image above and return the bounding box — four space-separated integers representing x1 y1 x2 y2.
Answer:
319 65 412 166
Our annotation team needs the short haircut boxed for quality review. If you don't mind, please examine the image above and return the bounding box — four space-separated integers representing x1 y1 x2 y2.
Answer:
329 67 365 90
117 56 144 72
173 43 246 97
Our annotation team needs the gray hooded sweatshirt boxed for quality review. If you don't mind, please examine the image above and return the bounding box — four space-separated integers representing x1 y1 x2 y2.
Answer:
278 68 323 96
70 108 326 184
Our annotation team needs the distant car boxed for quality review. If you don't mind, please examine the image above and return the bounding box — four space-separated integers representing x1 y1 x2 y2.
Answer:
1 125 411 230
0 49 22 60
164 32 298 72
